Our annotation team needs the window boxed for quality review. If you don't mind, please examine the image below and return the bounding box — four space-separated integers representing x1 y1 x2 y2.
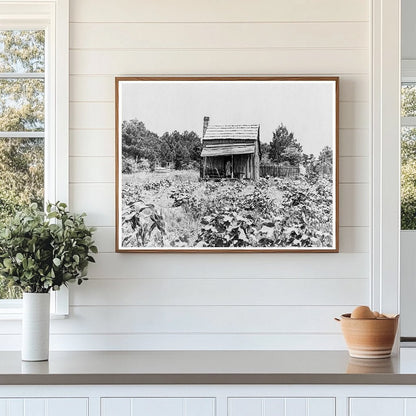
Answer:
0 0 69 314
0 29 45 299
401 69 416 230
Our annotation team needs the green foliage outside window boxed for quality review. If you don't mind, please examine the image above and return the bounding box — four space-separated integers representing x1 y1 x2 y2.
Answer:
401 83 416 230
0 30 45 298
402 84 416 117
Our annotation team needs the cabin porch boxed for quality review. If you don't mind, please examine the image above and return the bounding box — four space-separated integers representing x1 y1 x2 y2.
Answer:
201 154 255 180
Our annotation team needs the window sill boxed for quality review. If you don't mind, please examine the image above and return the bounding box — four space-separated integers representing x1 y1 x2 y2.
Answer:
0 290 69 319
0 286 69 317
0 312 68 320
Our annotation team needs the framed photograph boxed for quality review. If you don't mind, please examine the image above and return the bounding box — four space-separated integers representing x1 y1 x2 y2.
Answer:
115 77 339 252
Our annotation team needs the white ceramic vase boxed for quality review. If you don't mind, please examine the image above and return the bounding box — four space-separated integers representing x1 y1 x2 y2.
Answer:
22 292 50 361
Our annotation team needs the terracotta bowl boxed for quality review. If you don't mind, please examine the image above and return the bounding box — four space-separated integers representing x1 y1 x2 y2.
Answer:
337 313 399 359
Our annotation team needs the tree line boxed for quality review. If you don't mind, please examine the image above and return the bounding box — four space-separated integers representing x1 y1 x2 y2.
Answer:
122 119 202 173
122 119 333 176
260 123 333 176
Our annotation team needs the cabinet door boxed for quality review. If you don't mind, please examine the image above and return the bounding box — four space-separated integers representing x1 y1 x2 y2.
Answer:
350 398 416 416
101 398 215 416
0 398 88 416
228 398 335 416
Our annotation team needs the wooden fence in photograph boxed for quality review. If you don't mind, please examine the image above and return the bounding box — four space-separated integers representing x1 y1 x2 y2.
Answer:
260 164 300 178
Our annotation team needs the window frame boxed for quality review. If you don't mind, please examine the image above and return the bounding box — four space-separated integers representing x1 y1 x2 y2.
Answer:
401 60 416 231
401 62 416 129
0 0 69 317
371 0 401 322
399 60 416 340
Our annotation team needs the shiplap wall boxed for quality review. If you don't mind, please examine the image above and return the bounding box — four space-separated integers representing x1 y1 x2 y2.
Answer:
12 0 372 350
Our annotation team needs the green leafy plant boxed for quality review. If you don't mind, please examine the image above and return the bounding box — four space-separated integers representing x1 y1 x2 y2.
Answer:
0 202 97 293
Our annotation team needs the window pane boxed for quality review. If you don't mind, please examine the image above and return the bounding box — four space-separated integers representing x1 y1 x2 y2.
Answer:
0 78 44 131
0 30 45 73
0 138 44 299
0 137 44 218
0 29 45 301
402 83 416 117
0 284 22 300
401 127 416 230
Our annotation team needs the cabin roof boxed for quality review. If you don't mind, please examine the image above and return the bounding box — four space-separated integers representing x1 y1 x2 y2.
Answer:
201 144 255 157
203 124 259 141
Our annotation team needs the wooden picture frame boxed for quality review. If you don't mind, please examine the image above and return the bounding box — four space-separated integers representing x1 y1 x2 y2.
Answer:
115 76 339 253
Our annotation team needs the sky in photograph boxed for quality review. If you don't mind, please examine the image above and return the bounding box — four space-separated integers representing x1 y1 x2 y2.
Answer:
121 80 336 156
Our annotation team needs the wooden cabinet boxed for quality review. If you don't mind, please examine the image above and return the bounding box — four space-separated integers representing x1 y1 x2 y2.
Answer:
101 398 215 416
228 398 335 416
3 385 416 416
350 398 416 416
0 398 88 416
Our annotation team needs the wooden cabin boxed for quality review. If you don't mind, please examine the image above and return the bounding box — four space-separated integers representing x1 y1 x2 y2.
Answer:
200 117 261 180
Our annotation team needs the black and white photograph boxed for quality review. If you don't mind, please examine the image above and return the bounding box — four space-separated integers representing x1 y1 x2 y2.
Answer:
116 77 338 252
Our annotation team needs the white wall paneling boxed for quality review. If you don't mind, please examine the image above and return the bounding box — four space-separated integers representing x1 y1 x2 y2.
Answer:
46 333 347 350
70 22 368 50
69 278 368 306
339 129 369 157
49 305 358 333
69 130 114 157
69 183 114 227
69 74 369 102
83 252 370 279
339 184 369 227
339 157 369 183
69 0 369 23
70 49 368 75
69 157 114 183
2 0 379 350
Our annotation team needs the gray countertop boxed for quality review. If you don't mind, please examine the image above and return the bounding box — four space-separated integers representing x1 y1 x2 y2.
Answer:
1 349 416 385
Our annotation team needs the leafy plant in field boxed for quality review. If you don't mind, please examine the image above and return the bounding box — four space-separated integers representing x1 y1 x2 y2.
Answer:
195 179 277 248
122 200 166 247
169 181 202 218
122 174 334 249
143 178 172 192
272 176 333 247
122 183 143 204
196 208 256 247
241 180 274 215
170 188 198 210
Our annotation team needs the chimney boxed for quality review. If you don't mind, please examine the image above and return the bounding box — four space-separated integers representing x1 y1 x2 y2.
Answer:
203 116 210 137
